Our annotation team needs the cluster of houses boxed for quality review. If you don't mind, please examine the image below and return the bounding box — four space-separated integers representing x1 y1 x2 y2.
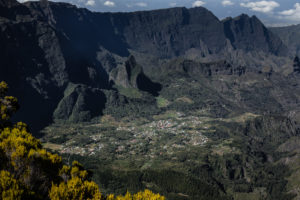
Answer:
55 115 210 157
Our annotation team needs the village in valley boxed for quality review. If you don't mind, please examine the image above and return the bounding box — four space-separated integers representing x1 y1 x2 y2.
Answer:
41 111 213 160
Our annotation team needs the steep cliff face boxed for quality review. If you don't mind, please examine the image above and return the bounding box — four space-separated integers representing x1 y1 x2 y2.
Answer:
0 0 111 129
106 7 227 58
26 2 288 60
0 0 68 131
223 15 288 56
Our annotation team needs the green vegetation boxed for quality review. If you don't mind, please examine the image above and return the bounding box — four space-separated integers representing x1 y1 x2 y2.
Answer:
40 65 300 199
156 97 170 108
42 109 299 199
115 85 142 99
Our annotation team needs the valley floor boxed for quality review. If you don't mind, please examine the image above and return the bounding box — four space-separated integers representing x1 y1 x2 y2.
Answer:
41 110 300 200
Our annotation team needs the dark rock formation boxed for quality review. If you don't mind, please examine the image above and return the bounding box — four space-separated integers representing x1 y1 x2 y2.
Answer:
53 84 106 122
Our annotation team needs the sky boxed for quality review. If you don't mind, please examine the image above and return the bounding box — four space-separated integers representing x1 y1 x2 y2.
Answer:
18 0 300 26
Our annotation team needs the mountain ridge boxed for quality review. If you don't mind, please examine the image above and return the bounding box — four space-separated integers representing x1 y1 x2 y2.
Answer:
0 0 297 132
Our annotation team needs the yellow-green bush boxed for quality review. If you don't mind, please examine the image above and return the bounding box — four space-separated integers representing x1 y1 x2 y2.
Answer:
0 81 18 125
0 170 24 200
107 190 165 200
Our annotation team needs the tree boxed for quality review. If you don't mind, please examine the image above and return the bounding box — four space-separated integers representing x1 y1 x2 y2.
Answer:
0 81 18 128
106 189 165 200
0 170 24 200
49 161 101 200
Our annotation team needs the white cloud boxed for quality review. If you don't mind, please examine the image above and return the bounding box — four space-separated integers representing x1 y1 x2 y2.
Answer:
192 1 205 7
135 2 147 7
126 2 147 8
222 0 234 6
279 3 300 21
170 2 177 7
240 1 280 13
85 0 95 6
104 1 115 7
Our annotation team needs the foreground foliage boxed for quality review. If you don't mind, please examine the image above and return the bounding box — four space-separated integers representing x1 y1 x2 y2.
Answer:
0 81 164 200
107 190 165 200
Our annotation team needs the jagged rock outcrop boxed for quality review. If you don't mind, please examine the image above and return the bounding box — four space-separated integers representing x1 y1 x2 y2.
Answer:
53 84 106 122
110 56 142 89
110 56 161 96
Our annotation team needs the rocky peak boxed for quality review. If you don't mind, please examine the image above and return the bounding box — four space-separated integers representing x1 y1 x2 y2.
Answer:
222 14 288 56
110 56 161 95
111 56 142 88
125 55 138 79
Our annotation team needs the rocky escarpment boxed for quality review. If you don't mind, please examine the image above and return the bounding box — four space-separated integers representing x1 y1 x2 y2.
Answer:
25 1 289 61
107 7 227 58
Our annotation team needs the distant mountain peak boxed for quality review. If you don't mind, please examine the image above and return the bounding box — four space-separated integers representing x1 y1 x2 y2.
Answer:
223 12 288 56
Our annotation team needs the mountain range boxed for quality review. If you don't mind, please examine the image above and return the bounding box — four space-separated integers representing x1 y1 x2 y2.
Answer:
1 0 299 133
3 0 300 199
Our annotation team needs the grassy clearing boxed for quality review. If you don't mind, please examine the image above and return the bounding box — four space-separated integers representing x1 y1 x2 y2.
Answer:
43 142 63 151
222 113 259 123
153 110 181 120
175 96 194 104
